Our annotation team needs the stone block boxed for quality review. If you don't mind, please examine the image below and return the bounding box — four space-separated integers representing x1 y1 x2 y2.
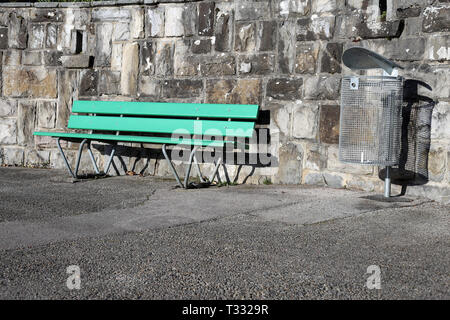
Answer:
402 16 422 37
192 39 211 54
305 143 327 171
198 2 215 36
320 42 343 74
92 7 131 22
43 51 62 66
278 20 296 74
0 118 17 145
29 24 46 49
304 76 341 100
346 177 376 192
37 101 56 129
303 171 325 186
327 145 373 175
3 67 57 98
165 6 185 37
201 55 236 76
428 144 447 182
397 7 422 18
139 41 154 76
238 53 275 75
206 79 262 105
311 0 337 13
423 5 450 33
30 9 64 22
45 24 58 49
257 21 277 51
274 142 303 184
0 27 8 49
99 71 121 96
130 7 145 39
155 40 174 76
319 105 340 144
0 99 17 117
113 23 130 41
235 1 271 21
295 42 319 74
335 13 363 40
235 22 256 52
25 150 51 167
215 8 233 52
121 42 139 96
60 55 91 68
95 23 113 67
79 69 98 96
292 103 319 139
8 13 28 49
182 3 197 37
426 35 450 61
17 101 36 146
138 77 160 98
270 103 291 139
2 147 24 166
56 70 78 129
111 43 123 71
431 101 450 139
266 78 303 100
146 6 165 37
274 0 310 18
394 38 426 61
356 20 404 39
22 51 42 66
174 40 199 76
323 172 345 188
4 50 21 66
161 79 203 99
401 63 449 99
297 16 335 41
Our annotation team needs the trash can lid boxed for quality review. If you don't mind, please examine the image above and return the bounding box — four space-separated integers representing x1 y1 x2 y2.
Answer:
342 47 403 75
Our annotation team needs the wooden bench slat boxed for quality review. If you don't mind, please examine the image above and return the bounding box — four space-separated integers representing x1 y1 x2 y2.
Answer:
33 132 230 147
68 115 255 137
72 100 259 119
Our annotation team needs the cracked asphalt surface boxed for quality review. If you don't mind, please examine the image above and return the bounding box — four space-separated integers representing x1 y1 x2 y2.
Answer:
0 167 449 299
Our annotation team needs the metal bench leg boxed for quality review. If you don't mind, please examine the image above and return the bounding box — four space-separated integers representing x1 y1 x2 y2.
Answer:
193 154 205 183
162 144 184 188
208 157 222 184
56 138 76 178
104 144 116 175
74 139 89 178
87 141 100 174
183 146 200 188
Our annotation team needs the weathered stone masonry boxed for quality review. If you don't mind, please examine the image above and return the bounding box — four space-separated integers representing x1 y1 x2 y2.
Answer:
0 0 448 203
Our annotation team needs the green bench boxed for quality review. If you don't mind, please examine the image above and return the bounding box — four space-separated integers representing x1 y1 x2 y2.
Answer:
33 100 259 188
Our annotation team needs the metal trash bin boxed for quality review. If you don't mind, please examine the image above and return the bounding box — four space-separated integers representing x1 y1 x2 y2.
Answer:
339 48 404 197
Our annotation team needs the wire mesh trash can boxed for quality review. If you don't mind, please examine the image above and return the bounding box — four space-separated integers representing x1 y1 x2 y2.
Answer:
339 48 404 197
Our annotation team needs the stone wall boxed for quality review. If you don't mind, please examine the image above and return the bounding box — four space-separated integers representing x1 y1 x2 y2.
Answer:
0 0 448 203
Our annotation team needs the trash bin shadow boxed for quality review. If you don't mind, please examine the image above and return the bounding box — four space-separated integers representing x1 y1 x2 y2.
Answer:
379 79 436 196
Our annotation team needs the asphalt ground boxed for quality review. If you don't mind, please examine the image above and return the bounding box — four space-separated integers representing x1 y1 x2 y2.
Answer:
0 167 448 299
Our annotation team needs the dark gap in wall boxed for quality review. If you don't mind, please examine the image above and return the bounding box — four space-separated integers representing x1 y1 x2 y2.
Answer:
379 0 387 21
75 30 83 54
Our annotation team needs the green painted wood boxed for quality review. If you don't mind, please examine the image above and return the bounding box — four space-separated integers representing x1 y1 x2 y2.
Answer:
72 100 259 119
33 132 230 147
67 115 255 137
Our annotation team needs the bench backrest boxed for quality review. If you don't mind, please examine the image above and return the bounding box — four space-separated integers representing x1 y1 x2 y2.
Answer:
68 101 259 138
